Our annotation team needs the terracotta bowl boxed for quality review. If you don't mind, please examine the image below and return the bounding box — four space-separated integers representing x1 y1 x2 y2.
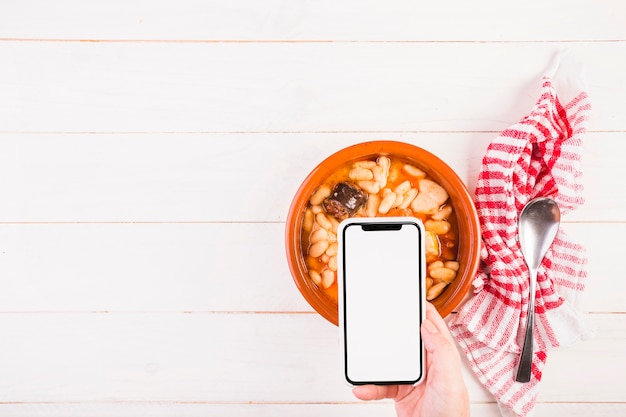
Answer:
285 141 480 325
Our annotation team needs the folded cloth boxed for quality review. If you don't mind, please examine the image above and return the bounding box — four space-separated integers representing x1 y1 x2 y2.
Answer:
449 52 594 417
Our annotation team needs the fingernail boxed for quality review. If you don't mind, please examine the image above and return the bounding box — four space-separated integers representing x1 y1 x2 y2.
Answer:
422 318 439 334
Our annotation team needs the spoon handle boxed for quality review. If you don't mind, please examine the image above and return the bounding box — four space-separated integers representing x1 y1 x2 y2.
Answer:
515 267 537 383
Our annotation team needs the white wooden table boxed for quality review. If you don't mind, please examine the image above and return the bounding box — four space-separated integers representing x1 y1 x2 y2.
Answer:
1 1 624 416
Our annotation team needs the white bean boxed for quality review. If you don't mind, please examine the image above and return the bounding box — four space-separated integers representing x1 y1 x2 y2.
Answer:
445 261 460 271
326 242 338 257
398 188 418 209
372 165 388 188
358 180 380 195
431 205 453 221
394 180 412 196
392 192 404 208
328 256 338 272
366 194 380 217
309 270 322 286
430 266 457 283
322 269 335 288
311 204 323 214
349 166 374 181
329 216 340 233
425 231 440 259
316 212 333 230
309 184 332 206
309 240 329 258
309 184 332 205
377 156 391 188
303 208 314 232
428 260 445 271
427 282 447 300
354 160 377 169
378 156 391 172
378 192 397 214
309 228 328 244
425 220 451 235
388 165 400 183
403 164 426 178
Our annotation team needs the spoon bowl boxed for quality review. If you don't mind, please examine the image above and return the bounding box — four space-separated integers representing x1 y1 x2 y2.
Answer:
515 197 560 383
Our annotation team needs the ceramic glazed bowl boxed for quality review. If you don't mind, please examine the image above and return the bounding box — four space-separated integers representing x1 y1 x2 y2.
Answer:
285 141 480 325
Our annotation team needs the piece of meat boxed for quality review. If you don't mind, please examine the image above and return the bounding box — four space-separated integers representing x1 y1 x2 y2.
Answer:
323 182 368 220
410 179 449 215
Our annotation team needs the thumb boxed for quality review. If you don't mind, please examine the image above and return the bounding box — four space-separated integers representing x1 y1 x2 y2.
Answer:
352 384 398 401
420 317 466 397
421 317 462 369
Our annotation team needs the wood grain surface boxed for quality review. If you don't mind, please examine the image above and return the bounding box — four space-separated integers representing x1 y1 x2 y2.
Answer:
1 1 624 416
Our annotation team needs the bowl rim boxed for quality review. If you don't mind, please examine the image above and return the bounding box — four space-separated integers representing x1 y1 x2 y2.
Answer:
285 140 481 325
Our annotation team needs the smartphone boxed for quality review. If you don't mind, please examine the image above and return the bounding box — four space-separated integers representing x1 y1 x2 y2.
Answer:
338 217 425 386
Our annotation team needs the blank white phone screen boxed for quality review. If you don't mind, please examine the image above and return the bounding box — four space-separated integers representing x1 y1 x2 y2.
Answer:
342 221 423 384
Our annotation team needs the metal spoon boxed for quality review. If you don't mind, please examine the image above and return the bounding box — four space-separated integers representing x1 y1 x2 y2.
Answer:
515 197 560 383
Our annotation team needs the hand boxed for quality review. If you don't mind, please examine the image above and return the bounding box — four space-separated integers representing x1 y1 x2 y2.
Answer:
352 302 469 417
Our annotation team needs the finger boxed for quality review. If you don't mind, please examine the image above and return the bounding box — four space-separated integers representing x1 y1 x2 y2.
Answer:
424 301 455 344
352 384 398 401
421 317 457 356
421 314 464 384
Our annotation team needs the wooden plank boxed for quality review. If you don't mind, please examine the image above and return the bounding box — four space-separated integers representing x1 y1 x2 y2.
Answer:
0 313 621 403
0 222 311 312
1 1 622 415
564 223 622 314
0 401 623 417
0 132 622 222
540 312 626 402
0 403 401 417
1 42 624 133
1 0 623 41
0 222 620 313
0 132 487 222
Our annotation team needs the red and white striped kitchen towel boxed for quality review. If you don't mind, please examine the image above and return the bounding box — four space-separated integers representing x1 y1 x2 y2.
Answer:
449 52 594 417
